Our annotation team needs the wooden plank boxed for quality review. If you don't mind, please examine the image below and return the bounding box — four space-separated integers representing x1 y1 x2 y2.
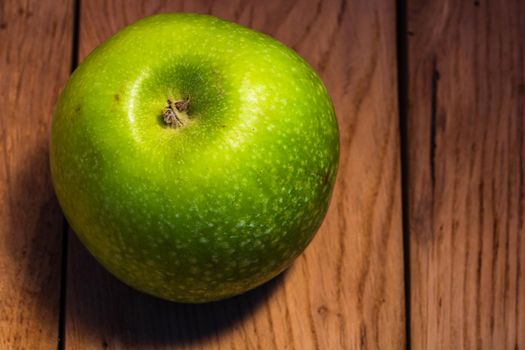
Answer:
65 0 405 348
406 0 525 348
0 0 73 348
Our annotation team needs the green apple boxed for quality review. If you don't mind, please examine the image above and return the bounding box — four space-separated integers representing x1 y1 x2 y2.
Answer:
51 13 339 303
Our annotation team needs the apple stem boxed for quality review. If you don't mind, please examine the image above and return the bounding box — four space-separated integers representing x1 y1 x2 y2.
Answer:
163 97 190 128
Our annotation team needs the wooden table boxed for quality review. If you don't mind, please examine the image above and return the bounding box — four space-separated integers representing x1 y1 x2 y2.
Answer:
1 0 523 349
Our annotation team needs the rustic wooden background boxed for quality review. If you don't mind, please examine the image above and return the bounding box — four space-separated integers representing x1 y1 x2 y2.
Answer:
0 0 523 349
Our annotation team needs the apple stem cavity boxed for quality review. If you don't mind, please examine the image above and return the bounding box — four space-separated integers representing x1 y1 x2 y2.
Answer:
163 97 190 128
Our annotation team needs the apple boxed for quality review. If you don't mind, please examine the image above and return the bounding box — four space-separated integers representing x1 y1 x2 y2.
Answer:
50 13 339 303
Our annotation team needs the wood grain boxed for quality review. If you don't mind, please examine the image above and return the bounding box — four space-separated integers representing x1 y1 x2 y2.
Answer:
0 0 73 348
63 0 406 349
405 0 525 348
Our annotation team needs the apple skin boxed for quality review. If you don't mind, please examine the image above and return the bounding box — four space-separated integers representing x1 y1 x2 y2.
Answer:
50 13 339 303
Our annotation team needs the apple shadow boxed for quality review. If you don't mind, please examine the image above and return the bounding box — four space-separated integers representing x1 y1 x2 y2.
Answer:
65 224 287 348
5 137 66 338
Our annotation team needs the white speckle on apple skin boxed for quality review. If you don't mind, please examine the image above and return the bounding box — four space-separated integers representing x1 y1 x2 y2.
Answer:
50 13 339 302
